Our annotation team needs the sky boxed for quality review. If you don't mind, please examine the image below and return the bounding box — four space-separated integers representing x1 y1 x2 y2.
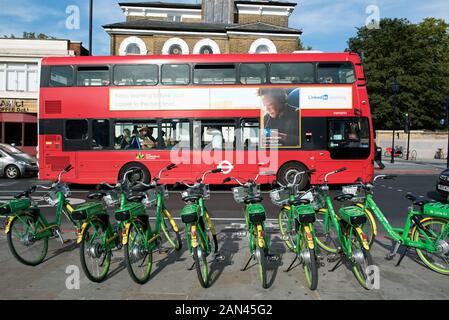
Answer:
0 0 447 55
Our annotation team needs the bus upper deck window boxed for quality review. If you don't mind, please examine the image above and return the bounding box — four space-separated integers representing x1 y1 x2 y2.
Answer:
318 62 355 84
270 63 314 84
114 64 158 86
193 64 236 85
161 64 189 85
50 66 73 87
77 66 110 87
240 63 267 84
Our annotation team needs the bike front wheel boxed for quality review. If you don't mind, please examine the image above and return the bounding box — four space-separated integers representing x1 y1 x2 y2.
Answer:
278 208 296 252
350 229 374 289
79 219 112 283
124 220 153 284
300 226 318 290
256 247 268 289
7 214 48 266
193 228 210 288
411 218 449 275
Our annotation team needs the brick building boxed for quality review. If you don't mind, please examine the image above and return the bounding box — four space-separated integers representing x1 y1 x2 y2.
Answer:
103 0 302 56
0 39 88 155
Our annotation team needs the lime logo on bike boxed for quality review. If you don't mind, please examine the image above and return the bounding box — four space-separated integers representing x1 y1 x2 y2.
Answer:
76 222 88 244
257 224 265 248
4 216 15 234
304 225 315 249
136 153 144 160
66 204 74 214
122 222 131 245
191 225 198 248
355 227 370 250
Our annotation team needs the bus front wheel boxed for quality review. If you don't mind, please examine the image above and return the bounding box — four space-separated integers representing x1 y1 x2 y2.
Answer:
277 162 309 190
118 163 151 187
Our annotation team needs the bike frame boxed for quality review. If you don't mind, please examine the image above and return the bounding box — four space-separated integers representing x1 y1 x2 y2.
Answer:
184 197 213 255
362 195 449 253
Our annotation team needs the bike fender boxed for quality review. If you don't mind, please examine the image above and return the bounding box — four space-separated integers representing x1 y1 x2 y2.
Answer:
257 224 265 248
163 209 179 233
122 222 131 245
191 224 198 248
355 204 378 238
355 226 370 250
4 215 16 234
76 222 89 244
204 211 217 236
304 225 315 250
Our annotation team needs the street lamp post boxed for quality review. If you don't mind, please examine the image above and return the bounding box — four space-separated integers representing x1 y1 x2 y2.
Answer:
89 0 93 56
390 79 400 164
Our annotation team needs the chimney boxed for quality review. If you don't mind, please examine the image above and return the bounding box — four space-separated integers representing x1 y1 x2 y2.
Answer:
202 0 234 24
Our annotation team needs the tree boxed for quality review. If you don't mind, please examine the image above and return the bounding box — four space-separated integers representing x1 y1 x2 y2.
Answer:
296 38 312 51
3 32 55 39
348 18 449 130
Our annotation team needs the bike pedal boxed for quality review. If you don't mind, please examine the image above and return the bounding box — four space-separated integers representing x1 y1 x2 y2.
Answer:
268 255 280 262
385 254 395 261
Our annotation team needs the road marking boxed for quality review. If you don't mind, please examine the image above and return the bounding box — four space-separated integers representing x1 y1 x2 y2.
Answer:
397 189 403 192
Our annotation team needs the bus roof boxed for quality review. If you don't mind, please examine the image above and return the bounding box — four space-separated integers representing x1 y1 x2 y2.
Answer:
41 52 361 66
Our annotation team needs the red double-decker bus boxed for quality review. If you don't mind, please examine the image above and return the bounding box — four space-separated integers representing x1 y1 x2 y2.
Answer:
38 52 374 188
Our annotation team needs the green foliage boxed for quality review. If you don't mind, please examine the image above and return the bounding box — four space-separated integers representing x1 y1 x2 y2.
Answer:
348 18 449 130
296 38 313 51
3 32 55 39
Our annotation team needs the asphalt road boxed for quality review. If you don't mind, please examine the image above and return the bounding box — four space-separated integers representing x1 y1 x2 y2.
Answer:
0 169 447 300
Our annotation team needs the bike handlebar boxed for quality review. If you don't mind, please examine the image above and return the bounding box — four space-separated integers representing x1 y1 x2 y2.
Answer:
324 167 347 183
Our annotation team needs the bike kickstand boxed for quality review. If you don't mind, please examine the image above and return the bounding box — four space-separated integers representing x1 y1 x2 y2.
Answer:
241 254 254 271
386 241 401 261
329 257 344 272
188 261 196 271
395 247 409 267
284 255 298 272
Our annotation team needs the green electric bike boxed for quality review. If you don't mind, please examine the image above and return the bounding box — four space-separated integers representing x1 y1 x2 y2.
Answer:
270 169 319 290
119 163 182 284
73 168 139 282
175 168 222 288
345 175 449 275
313 167 373 289
3 165 93 266
224 171 275 289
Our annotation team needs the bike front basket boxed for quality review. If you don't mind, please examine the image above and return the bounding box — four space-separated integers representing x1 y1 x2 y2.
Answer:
103 190 119 207
43 190 59 207
270 187 290 206
342 185 365 202
232 185 260 203
143 188 157 207
300 189 325 211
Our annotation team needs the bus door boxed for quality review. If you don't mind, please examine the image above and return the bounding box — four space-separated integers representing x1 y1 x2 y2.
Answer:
191 119 238 183
315 117 372 184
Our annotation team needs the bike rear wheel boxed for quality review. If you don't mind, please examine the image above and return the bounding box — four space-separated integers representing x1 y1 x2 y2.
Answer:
256 247 268 289
192 225 210 288
278 208 296 252
124 220 153 284
79 219 112 283
411 218 449 275
350 229 374 289
7 214 48 266
354 205 377 248
314 209 339 253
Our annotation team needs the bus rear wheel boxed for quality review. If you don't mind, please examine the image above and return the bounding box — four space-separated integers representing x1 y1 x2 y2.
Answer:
277 162 309 191
118 163 150 187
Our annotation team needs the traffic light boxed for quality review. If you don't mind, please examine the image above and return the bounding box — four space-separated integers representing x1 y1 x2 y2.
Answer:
440 101 449 126
404 113 411 133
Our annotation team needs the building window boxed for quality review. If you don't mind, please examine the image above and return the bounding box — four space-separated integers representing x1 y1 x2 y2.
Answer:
193 39 221 54
162 38 189 55
125 43 141 55
249 38 277 54
0 63 38 92
167 14 181 22
24 123 37 146
118 36 148 56
4 123 22 146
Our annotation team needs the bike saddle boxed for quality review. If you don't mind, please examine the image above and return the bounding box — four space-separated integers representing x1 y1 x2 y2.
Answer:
182 195 200 202
334 193 354 202
290 198 311 205
14 186 37 199
244 196 263 204
405 194 430 207
127 194 146 203
87 192 106 200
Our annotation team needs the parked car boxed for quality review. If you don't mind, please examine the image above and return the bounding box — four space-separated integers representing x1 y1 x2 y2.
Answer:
436 168 449 200
0 144 38 179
